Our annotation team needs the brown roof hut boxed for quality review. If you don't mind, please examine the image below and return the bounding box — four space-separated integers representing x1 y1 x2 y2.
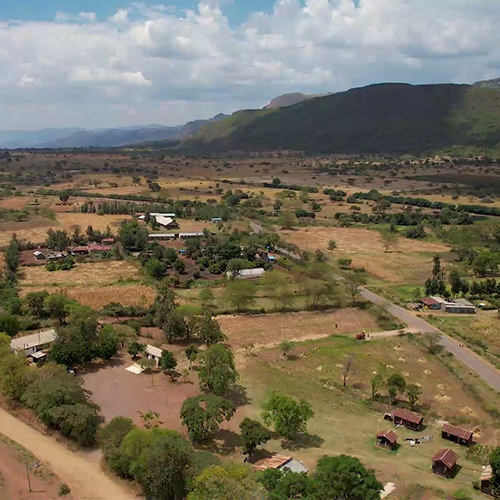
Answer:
393 408 424 431
441 424 473 446
377 430 398 450
432 449 458 478
480 465 494 496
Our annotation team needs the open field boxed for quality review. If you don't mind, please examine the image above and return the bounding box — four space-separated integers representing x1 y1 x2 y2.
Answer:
0 219 58 246
55 213 132 232
20 261 143 288
0 433 70 500
217 309 380 349
239 334 500 499
279 227 451 284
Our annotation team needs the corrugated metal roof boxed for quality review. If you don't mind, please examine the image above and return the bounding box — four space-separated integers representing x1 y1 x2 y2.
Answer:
252 454 292 471
11 329 57 351
155 216 175 227
481 465 493 481
442 423 473 441
279 459 309 474
146 345 163 358
432 448 458 469
421 297 439 306
393 408 423 424
377 430 398 443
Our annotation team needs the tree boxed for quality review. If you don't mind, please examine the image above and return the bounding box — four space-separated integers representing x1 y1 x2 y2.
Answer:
424 332 442 354
473 252 500 278
449 269 462 297
118 220 148 252
278 211 297 230
50 403 101 446
345 274 365 304
279 340 294 359
226 258 252 279
97 326 119 361
4 234 20 276
98 416 136 460
387 374 406 404
44 294 72 323
489 447 500 497
145 259 166 280
160 351 178 381
185 345 199 369
262 393 314 440
342 354 354 388
381 231 397 253
370 374 383 399
328 239 337 251
272 177 281 185
128 341 145 358
59 192 70 204
224 280 256 312
188 464 267 500
181 394 235 442
0 314 20 337
0 350 30 400
261 270 289 310
174 258 186 274
199 288 215 308
46 229 70 251
25 291 50 319
406 384 422 410
198 313 227 346
239 418 272 458
314 454 383 500
259 468 314 499
199 345 239 396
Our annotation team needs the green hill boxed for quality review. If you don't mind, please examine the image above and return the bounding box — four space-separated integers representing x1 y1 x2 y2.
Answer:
182 83 500 154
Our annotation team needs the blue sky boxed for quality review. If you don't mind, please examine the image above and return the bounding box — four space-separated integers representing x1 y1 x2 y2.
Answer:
0 0 275 24
0 0 498 129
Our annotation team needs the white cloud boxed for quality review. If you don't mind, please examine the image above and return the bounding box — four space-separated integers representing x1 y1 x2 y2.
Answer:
1 0 500 129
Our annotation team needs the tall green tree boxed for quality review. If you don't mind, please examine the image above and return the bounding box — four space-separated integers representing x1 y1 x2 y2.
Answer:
224 280 257 312
160 350 178 381
198 313 227 346
239 418 272 458
181 394 235 443
262 394 314 440
199 345 238 396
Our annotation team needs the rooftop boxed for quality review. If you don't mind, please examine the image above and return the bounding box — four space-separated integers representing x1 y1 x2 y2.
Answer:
252 454 292 472
377 430 398 444
146 345 163 358
442 423 473 441
11 329 57 352
432 448 458 469
393 408 423 424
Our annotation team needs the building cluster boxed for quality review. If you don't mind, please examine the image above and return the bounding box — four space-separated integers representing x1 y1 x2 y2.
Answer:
419 296 476 314
33 239 115 261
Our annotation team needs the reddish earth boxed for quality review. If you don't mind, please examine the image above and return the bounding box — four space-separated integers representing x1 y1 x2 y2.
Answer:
0 436 72 500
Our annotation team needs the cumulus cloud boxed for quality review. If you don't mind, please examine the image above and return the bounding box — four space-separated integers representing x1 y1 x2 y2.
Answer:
0 0 499 129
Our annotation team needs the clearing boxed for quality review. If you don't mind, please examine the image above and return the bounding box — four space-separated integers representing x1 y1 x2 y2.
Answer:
216 309 380 349
55 213 132 233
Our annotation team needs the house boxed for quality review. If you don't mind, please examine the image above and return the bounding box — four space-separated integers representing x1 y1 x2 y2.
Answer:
420 297 441 310
211 217 223 223
88 243 112 253
480 465 494 496
393 408 424 431
155 216 178 229
252 453 308 474
148 233 176 240
11 329 57 357
179 232 205 239
178 249 187 255
33 250 46 260
47 252 67 261
376 430 398 450
71 246 90 255
28 351 48 365
268 254 277 264
429 296 476 314
432 448 458 478
441 423 473 446
146 345 163 367
101 238 115 245
138 213 176 220
227 268 266 280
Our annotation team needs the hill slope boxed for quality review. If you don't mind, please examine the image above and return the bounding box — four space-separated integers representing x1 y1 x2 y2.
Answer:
473 78 500 91
264 93 311 109
183 83 500 154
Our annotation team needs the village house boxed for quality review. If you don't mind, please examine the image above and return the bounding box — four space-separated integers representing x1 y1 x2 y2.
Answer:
155 216 179 229
101 238 115 245
420 296 476 314
441 423 473 446
392 408 424 431
432 448 458 478
252 453 308 474
146 345 163 367
148 233 176 241
376 430 398 450
88 243 112 253
179 232 205 239
480 465 494 496
11 329 57 357
227 268 266 280
33 250 46 260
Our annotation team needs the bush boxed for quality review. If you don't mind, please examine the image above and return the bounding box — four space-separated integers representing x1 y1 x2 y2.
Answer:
58 484 71 496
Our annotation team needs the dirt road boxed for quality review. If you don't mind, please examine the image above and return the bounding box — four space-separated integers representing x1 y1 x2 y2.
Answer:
0 407 133 500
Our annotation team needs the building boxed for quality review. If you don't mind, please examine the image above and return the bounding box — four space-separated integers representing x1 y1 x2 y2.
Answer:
420 297 441 310
393 408 424 431
47 252 67 261
146 345 163 367
71 246 90 255
11 329 57 357
148 233 176 240
441 423 473 446
252 453 308 474
88 243 112 253
432 449 458 478
138 213 176 220
480 465 494 496
227 268 266 280
179 232 205 239
33 250 46 260
429 296 476 314
211 217 223 223
376 430 398 450
101 238 115 245
155 216 178 229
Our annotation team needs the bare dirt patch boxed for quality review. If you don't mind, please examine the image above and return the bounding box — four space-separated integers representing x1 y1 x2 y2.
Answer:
217 309 379 349
0 219 59 246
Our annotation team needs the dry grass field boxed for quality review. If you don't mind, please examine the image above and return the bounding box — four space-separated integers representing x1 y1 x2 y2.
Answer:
280 226 451 283
20 261 142 287
55 213 132 232
0 219 59 246
217 309 380 349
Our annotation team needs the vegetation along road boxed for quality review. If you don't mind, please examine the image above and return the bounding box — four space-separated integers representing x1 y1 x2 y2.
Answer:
0 407 133 500
250 221 500 392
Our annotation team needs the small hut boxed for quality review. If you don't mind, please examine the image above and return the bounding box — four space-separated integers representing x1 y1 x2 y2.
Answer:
432 449 458 478
480 465 494 496
393 408 424 431
376 430 398 450
441 424 473 446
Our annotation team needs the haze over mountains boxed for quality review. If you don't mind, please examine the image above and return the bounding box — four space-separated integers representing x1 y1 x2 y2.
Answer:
1 78 499 152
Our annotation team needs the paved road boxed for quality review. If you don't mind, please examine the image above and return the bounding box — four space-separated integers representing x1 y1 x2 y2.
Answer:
0 408 133 500
250 220 500 392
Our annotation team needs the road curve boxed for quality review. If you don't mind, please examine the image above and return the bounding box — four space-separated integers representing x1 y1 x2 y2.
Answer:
0 407 134 500
250 220 500 392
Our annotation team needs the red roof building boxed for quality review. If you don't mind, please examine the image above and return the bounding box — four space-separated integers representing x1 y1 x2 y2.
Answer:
442 423 473 446
88 244 112 252
376 430 398 449
393 408 424 431
432 449 458 478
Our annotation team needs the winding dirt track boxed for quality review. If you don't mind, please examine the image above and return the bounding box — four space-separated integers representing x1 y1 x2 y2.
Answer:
0 407 133 500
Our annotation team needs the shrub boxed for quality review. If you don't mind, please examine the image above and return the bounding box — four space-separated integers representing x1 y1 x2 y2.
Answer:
58 484 71 496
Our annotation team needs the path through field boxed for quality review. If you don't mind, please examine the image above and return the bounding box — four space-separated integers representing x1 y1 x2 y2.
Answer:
0 407 133 500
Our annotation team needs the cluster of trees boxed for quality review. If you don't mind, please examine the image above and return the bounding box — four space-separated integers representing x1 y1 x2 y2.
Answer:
46 225 114 250
118 220 149 252
0 335 101 446
371 372 422 409
139 243 187 280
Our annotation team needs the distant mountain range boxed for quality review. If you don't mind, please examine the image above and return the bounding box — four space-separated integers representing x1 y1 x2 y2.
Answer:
473 77 500 91
182 82 500 154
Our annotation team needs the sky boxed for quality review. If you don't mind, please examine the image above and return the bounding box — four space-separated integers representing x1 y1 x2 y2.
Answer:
0 0 499 130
